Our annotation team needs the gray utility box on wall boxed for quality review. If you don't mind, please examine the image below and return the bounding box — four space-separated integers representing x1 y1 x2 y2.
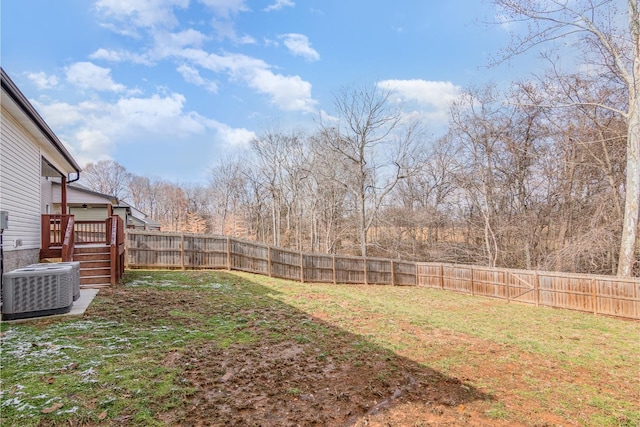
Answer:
0 210 8 229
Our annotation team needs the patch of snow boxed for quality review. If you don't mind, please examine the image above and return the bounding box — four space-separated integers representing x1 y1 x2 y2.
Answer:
1 397 36 412
80 367 99 384
31 394 49 400
200 283 232 290
126 279 179 288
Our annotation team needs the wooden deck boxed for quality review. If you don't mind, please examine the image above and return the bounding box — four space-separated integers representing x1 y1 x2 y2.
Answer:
41 215 125 285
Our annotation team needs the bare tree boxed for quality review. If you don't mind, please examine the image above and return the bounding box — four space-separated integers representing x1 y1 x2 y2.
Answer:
492 0 639 275
448 83 552 269
80 159 131 200
249 129 307 247
379 135 459 260
127 175 165 220
528 75 628 274
450 86 506 267
182 184 213 233
319 84 426 256
208 156 249 236
307 131 351 253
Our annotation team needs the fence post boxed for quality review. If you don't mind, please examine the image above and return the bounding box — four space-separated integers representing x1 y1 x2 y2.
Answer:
391 260 395 286
267 245 272 277
534 271 540 307
506 271 511 303
591 278 597 315
364 258 368 286
181 233 185 270
300 252 304 283
470 266 475 296
440 264 444 290
332 255 336 285
226 237 231 271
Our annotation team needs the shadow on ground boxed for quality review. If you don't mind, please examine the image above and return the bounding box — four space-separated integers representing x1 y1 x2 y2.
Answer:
86 270 495 426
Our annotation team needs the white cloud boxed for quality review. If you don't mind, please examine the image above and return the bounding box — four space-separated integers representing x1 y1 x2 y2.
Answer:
212 122 256 147
377 79 462 128
264 0 295 12
318 109 338 124
92 1 315 113
76 128 112 157
152 29 210 58
251 69 315 111
98 22 142 38
112 93 207 137
279 33 320 61
198 0 249 17
65 62 127 92
210 19 255 43
26 72 59 90
162 29 209 49
237 34 257 45
33 91 254 164
177 65 219 92
32 101 84 127
179 50 317 112
89 48 152 65
377 79 461 110
96 0 189 29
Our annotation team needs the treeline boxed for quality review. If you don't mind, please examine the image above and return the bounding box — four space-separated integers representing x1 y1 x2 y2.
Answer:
81 78 635 276
79 1 640 277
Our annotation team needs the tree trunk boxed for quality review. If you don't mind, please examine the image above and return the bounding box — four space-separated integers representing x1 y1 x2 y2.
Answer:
618 2 640 276
618 82 639 276
359 187 367 257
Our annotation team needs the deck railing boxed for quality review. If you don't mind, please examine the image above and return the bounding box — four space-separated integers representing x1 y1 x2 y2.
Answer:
74 220 107 244
41 214 72 259
107 215 125 285
41 214 125 284
61 216 75 262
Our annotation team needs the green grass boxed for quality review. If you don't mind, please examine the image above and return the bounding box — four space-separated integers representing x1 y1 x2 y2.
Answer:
485 401 510 419
236 271 640 426
1 269 638 426
0 319 190 425
243 272 637 368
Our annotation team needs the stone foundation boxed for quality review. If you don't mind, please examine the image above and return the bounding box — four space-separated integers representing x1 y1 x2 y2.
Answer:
1 248 40 273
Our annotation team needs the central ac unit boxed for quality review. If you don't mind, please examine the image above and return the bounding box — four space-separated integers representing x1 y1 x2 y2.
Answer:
28 262 80 301
2 265 74 320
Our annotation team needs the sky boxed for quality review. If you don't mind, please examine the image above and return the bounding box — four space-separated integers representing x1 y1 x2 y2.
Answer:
1 0 537 183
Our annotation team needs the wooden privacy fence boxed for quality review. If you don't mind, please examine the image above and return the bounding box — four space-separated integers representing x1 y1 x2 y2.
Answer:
125 230 640 320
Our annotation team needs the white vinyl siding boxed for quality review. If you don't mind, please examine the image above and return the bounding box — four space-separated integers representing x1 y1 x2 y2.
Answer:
0 109 42 251
53 189 113 205
41 177 53 214
69 207 110 221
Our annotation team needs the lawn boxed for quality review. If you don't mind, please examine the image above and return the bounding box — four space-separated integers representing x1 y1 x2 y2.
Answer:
1 270 638 426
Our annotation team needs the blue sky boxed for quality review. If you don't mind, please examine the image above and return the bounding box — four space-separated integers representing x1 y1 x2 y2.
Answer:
2 0 534 183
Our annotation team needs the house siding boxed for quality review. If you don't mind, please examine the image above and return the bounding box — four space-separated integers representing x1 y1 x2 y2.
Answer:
41 177 53 214
1 108 42 270
53 189 114 205
69 206 110 221
113 208 128 225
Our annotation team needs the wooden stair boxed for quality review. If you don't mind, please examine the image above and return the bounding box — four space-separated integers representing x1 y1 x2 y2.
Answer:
74 245 112 287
